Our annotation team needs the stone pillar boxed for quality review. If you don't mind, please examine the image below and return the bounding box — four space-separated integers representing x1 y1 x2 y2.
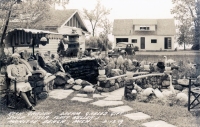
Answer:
124 78 135 100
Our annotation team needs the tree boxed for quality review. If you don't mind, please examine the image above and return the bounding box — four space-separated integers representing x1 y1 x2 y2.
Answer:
177 22 193 50
171 0 200 49
82 0 111 36
0 0 22 57
85 36 99 48
17 1 51 29
99 18 113 55
0 0 69 57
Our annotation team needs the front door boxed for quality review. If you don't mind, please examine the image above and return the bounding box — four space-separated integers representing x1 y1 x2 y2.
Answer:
164 37 172 49
141 37 145 49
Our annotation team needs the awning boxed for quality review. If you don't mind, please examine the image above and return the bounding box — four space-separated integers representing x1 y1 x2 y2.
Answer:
9 28 60 34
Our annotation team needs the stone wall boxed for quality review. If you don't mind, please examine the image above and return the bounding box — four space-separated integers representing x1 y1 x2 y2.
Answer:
62 58 100 84
96 69 149 93
124 73 169 100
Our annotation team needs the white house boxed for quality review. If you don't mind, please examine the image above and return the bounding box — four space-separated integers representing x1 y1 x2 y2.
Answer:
112 19 176 51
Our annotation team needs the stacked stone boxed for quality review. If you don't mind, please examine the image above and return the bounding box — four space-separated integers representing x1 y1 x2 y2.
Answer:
62 59 99 84
96 78 125 92
171 69 183 91
124 74 171 100
124 78 136 100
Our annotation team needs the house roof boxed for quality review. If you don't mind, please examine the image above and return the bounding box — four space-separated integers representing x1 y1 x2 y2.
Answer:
35 9 89 32
0 9 89 33
36 9 77 27
113 19 176 36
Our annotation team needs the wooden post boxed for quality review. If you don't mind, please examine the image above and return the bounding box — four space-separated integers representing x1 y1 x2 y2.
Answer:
12 46 14 53
188 78 191 111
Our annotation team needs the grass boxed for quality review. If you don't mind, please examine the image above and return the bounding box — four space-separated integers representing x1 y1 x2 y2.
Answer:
1 51 200 127
0 90 199 127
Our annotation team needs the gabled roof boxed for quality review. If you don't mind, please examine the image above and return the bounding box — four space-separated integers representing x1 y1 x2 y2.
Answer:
38 9 77 27
113 19 176 36
35 9 89 32
0 9 89 33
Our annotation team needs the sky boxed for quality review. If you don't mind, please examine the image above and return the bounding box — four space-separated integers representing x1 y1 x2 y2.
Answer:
63 0 188 48
66 0 174 20
63 0 175 34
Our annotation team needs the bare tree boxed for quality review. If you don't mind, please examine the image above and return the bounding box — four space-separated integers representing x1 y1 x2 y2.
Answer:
82 0 111 37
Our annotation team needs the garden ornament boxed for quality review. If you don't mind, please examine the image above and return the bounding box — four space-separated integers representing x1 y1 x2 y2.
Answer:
164 56 176 66
141 88 154 97
162 90 173 97
176 92 188 106
168 75 176 94
153 89 164 99
117 55 124 65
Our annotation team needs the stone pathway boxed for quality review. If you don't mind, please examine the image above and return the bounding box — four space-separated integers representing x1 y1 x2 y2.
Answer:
49 88 176 126
49 89 74 100
69 87 177 127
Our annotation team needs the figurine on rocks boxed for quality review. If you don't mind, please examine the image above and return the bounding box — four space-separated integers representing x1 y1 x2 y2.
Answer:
116 55 124 71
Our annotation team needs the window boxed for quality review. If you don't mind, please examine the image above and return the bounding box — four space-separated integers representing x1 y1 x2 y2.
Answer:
140 27 150 31
132 39 137 43
151 39 157 43
116 38 128 43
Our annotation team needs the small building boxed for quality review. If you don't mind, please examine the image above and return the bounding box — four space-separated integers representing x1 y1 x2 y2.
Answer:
3 9 89 54
35 9 89 53
112 19 176 51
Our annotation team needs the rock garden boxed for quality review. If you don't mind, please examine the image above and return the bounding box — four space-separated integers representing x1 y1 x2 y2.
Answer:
52 54 200 109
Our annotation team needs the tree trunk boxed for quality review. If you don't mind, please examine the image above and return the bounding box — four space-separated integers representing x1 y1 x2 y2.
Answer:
92 29 95 37
0 3 13 56
184 42 186 50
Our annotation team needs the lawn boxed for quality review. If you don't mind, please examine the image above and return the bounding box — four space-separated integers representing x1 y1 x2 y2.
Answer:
0 90 199 127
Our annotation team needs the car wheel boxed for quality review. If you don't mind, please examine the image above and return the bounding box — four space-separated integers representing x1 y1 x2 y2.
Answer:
132 51 135 55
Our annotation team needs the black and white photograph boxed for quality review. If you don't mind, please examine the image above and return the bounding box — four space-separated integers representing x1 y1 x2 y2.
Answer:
0 0 200 127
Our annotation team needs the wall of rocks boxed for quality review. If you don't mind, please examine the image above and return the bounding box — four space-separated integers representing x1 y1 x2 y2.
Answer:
124 73 169 100
96 69 150 93
62 59 100 84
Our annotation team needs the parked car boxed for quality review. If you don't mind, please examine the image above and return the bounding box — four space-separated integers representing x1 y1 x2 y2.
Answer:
108 42 136 57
